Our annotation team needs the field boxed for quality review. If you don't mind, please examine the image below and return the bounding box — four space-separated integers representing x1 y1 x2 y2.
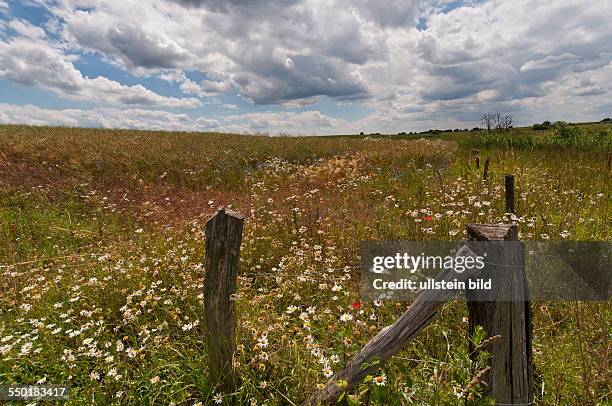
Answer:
0 124 610 405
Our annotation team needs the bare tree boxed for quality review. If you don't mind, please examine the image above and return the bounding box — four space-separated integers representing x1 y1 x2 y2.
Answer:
494 112 513 132
482 112 513 133
481 113 494 133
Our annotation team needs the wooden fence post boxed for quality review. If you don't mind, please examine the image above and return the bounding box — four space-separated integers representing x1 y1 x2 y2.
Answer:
483 157 490 180
204 208 244 393
303 244 483 405
505 174 515 214
466 224 532 405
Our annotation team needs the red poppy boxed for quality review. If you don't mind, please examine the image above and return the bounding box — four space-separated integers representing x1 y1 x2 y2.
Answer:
424 216 432 221
351 301 362 310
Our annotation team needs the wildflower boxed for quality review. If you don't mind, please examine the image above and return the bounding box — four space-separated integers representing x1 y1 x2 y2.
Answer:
20 342 33 356
286 305 298 314
339 313 353 322
351 301 361 310
213 393 223 404
150 376 160 384
373 374 386 386
90 371 100 381
322 367 333 378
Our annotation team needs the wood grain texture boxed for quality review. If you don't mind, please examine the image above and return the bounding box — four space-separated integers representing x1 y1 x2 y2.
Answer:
466 223 532 405
303 244 479 406
204 208 244 393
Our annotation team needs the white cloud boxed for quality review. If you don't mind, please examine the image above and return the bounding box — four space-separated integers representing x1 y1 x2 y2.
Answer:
0 35 201 108
179 78 230 97
520 54 579 72
0 103 344 135
8 19 46 39
1 0 611 133
224 110 345 134
0 103 219 131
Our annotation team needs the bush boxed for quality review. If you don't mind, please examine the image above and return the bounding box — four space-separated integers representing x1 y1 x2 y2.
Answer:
459 125 612 151
532 121 552 130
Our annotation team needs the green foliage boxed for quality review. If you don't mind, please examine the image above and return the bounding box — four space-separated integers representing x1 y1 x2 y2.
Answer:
459 123 612 151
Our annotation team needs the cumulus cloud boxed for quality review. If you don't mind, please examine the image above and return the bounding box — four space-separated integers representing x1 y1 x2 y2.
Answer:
0 103 344 134
0 103 220 131
50 0 376 104
8 19 46 39
0 35 201 108
0 0 611 133
180 78 230 97
224 110 344 132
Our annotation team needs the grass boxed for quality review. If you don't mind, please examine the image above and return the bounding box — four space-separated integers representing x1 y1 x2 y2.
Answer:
0 124 610 405
458 122 612 151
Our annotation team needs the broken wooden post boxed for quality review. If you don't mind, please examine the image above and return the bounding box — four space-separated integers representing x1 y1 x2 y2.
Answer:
466 224 532 405
483 157 490 180
505 174 515 213
303 245 480 406
204 208 244 393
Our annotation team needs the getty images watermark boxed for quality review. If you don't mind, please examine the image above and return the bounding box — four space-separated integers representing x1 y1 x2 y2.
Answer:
371 250 489 291
361 241 611 302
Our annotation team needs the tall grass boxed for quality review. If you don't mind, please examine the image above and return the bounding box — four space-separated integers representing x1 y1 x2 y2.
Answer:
0 125 610 405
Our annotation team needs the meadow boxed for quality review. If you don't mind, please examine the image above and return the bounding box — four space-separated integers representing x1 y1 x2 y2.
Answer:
0 124 610 405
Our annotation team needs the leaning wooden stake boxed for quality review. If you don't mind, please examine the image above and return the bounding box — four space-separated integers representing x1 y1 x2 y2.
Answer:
466 224 532 405
204 208 244 393
303 244 479 406
505 174 515 213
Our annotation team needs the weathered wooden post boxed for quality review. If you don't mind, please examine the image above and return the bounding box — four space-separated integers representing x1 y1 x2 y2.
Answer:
483 157 490 180
505 174 515 213
204 208 244 393
466 224 532 404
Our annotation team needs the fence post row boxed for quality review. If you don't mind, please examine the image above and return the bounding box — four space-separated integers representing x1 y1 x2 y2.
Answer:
204 208 244 393
202 178 532 404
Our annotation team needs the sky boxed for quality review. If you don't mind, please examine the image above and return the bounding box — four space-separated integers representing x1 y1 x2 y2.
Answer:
0 0 610 135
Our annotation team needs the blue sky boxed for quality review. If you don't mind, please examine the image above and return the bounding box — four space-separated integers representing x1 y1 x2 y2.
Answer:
0 0 610 134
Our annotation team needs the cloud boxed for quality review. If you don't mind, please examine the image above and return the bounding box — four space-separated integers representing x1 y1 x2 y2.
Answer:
520 54 579 72
0 35 201 108
8 19 46 39
180 78 230 97
0 103 220 131
50 0 376 104
0 103 344 135
1 0 611 133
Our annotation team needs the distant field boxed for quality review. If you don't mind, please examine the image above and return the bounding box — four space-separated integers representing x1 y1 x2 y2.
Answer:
0 124 610 405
